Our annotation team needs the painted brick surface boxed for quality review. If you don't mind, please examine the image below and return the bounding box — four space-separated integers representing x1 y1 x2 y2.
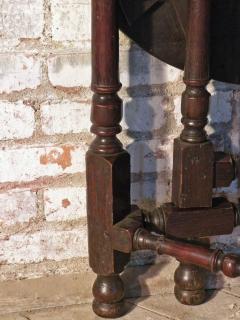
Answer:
209 91 233 124
0 54 41 93
1 0 44 39
0 191 37 227
41 101 91 134
0 0 238 281
51 0 91 42
131 178 171 206
44 187 86 221
122 96 167 132
0 101 35 140
120 49 182 87
0 227 88 264
0 145 86 183
48 54 91 87
127 140 173 174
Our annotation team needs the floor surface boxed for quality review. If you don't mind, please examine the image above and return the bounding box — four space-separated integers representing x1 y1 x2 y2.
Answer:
2 287 240 320
1 259 240 320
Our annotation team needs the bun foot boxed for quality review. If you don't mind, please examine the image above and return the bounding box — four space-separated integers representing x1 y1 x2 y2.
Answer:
174 263 206 305
92 274 126 318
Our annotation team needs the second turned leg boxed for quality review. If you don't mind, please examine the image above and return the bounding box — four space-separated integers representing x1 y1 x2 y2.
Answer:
174 262 206 305
172 0 210 307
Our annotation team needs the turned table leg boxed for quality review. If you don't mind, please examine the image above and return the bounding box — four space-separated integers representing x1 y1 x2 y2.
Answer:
86 0 130 317
172 0 211 305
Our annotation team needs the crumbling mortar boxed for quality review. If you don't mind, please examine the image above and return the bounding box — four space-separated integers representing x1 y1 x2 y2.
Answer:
0 173 86 193
43 0 53 42
0 81 183 105
0 132 93 149
0 257 90 281
36 189 45 220
0 84 92 104
34 107 43 138
123 80 184 99
0 217 87 242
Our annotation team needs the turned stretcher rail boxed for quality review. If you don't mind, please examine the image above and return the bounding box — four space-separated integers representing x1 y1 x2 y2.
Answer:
133 228 240 278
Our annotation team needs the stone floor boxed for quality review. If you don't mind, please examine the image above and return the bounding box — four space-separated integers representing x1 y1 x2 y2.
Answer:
1 258 240 320
2 287 240 319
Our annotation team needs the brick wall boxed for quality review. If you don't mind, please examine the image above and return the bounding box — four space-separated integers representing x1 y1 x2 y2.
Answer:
0 0 239 281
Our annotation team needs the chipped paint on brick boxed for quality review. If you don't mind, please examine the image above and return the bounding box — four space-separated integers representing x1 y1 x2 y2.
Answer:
40 146 74 170
0 0 238 283
62 198 71 208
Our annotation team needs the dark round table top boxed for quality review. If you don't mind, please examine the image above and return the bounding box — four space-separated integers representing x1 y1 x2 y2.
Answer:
119 0 240 84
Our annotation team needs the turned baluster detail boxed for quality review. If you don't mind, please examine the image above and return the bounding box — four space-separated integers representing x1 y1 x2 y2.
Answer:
181 0 210 143
172 0 212 304
90 0 123 155
90 92 123 154
172 0 213 209
87 0 130 318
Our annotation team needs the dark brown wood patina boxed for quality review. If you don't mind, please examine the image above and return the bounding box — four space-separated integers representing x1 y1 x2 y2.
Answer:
86 0 130 317
87 0 240 317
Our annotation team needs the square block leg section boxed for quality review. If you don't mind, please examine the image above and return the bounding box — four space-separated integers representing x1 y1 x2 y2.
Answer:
172 138 214 208
86 150 131 318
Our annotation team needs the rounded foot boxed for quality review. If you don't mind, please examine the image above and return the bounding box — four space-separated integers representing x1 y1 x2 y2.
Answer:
174 263 206 305
92 274 126 318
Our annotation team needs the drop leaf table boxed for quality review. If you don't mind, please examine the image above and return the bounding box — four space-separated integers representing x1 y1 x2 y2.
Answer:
86 0 240 318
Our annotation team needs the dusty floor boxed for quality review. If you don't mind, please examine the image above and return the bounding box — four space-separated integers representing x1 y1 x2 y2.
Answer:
1 286 240 319
0 258 240 320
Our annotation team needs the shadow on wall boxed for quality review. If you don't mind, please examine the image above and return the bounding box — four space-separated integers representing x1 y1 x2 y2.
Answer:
120 15 180 301
120 36 240 301
209 81 240 256
122 47 177 210
206 81 240 295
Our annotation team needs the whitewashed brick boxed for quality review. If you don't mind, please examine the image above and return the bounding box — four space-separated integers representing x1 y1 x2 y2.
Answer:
175 91 234 129
0 144 86 183
122 96 166 132
47 49 181 89
173 96 182 128
120 49 182 87
208 79 239 92
211 226 240 254
127 140 173 173
0 0 44 39
0 101 35 140
229 91 240 154
0 227 88 264
44 187 86 221
0 54 41 93
209 91 233 124
41 101 91 135
51 0 91 42
0 0 237 278
0 191 37 227
48 53 90 87
131 177 171 206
